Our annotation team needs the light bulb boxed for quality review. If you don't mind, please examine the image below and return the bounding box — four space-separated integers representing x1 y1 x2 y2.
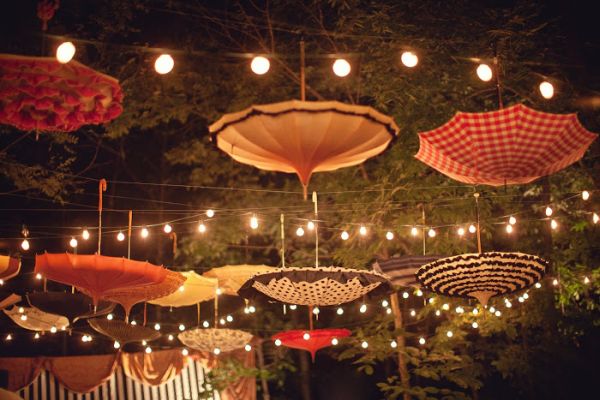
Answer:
539 81 554 99
34 333 40 340
20 314 27 321
472 322 479 329
179 285 185 292
18 307 24 313
495 310 501 317
117 232 125 241
198 222 207 233
416 289 423 297
168 334 174 341
593 213 599 224
307 221 315 230
550 219 558 230
468 224 477 234
518 297 524 303
428 228 436 238
535 282 542 289
296 227 305 237
359 304 367 313
182 348 189 356
401 51 418 67
552 278 559 286
250 215 259 230
216 287 222 295
391 340 398 348
509 216 517 225
476 64 493 81
336 307 344 315
386 307 392 314
131 320 137 325
206 209 215 218
385 231 394 240
154 323 160 331
442 303 449 311
154 54 174 74
428 298 435 304
361 341 368 349
179 324 185 331
250 56 270 75
6 334 12 341
584 276 590 284
274 339 282 346
163 224 172 233
303 332 310 340
446 331 453 338
245 344 252 352
505 300 512 308
545 206 553 217
226 315 233 322
145 346 152 354
457 227 465 236
49 325 56 333
0 279 4 286
69 237 78 248
114 341 121 349
82 229 90 240
523 293 529 299
289 304 297 310
249 305 256 313
56 42 76 64
419 337 426 345
21 239 30 251
141 227 149 238
36 273 42 280
472 308 479 315
203 321 210 328
142 340 147 346
410 309 416 317
489 306 496 313
455 306 464 314
331 338 339 345
359 226 367 236
402 292 409 299
341 231 349 240
332 59 351 77
506 224 513 234
582 190 590 201
435 310 441 316
411 226 419 236
381 300 389 308
219 318 225 325
313 307 320 315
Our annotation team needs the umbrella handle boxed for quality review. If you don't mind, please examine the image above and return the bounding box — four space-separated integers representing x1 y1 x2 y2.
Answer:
98 179 107 255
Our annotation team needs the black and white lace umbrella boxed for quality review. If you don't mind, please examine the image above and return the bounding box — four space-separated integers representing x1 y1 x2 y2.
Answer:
238 266 392 306
415 252 547 305
178 328 253 353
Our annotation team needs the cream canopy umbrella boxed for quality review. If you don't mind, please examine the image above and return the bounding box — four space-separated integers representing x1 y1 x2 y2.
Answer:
149 271 217 308
203 265 276 296
4 305 69 332
209 100 399 198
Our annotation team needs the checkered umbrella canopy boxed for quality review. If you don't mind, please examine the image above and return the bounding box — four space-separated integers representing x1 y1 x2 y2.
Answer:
415 104 597 186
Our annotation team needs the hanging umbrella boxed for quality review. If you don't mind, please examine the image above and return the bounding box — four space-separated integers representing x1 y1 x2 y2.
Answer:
415 252 547 306
4 305 69 332
272 328 350 361
34 253 168 305
178 328 253 353
0 255 20 282
415 104 597 186
209 100 399 197
0 54 123 132
238 266 392 306
373 255 441 288
149 271 217 308
203 265 276 296
26 292 115 323
0 294 21 311
88 318 161 345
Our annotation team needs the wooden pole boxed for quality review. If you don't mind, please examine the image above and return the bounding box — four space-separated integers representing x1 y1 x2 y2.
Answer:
391 292 411 400
97 179 107 254
127 210 132 259
300 39 306 101
474 192 482 253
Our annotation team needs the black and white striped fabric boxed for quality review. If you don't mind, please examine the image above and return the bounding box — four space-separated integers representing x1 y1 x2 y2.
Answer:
16 360 219 400
373 255 441 288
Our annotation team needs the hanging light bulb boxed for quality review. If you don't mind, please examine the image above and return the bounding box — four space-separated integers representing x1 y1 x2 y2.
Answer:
336 307 344 315
442 303 449 311
416 289 423 297
213 348 221 356
505 300 512 308
381 299 389 308
6 334 12 341
402 291 409 299
245 344 252 352
390 340 398 348
154 54 174 74
341 231 349 240
179 324 185 331
313 307 320 315
410 309 416 317
506 224 513 234
385 231 394 240
552 278 559 286
584 276 590 284
495 310 502 317
226 315 233 322
593 213 599 224
509 216 517 225
386 307 392 314
117 232 125 241
202 321 210 328
107 313 113 320
435 310 441 316
472 322 479 329
56 42 76 64
550 219 558 230
35 273 42 280
198 222 207 233
401 51 418 67
446 331 453 338
359 226 368 236
307 221 315 230
289 304 297 310
163 224 172 233
131 320 137 325
581 190 590 201
219 318 225 325
476 64 493 81
141 227 149 238
419 337 426 345
359 304 367 313
489 306 496 313
21 239 30 251
274 339 282 346
539 81 554 99
468 224 477 234
182 348 189 356
206 209 215 218
249 305 256 313
34 333 40 340
113 341 121 349
428 228 436 238
331 338 339 345
69 237 78 248
154 323 160 331
250 215 259 230
82 229 90 240
250 56 270 75
145 346 152 354
303 332 311 340
332 59 351 77
361 341 369 349
472 308 479 315
296 227 305 237
20 314 27 321
545 206 553 217
428 298 435 304
535 282 542 289
457 227 465 236
168 334 174 341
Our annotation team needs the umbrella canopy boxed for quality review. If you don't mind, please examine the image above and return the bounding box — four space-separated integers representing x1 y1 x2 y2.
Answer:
4 305 69 332
415 252 547 306
373 255 441 288
0 255 20 282
0 54 123 132
26 292 115 323
34 253 168 305
238 266 392 306
149 271 217 308
0 294 21 311
209 100 399 197
88 318 161 345
272 328 351 361
178 328 253 353
203 265 276 296
415 104 597 186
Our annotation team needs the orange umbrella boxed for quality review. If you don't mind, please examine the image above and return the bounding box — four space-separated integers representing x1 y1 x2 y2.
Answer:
0 255 20 283
210 100 399 197
34 253 168 305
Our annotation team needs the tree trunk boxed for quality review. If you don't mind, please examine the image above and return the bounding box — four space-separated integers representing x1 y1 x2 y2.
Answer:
390 292 411 400
255 341 271 400
298 351 312 400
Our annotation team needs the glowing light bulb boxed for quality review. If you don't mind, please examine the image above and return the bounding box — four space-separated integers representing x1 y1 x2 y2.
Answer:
114 341 121 349
168 334 174 341
539 81 554 99
312 307 320 315
303 332 310 340
307 221 315 230
203 321 210 328
154 323 160 331
401 51 418 67
198 222 207 233
163 224 172 233
6 334 12 341
182 348 189 356
593 213 599 224
250 56 270 75
296 227 305 237
545 207 553 217
552 278 559 286
435 310 441 316
131 320 137 325
331 338 338 345
361 341 368 349
341 231 349 240
117 232 125 241
402 292 409 299
472 322 479 329
476 64 493 81
249 305 256 313
36 273 42 280
506 224 513 234
219 318 225 325
535 282 542 289
428 298 435 304
455 306 464 314
179 324 185 331
332 59 351 77
442 303 449 311
410 309 416 317
391 340 398 348
250 215 259 230
34 333 40 340
289 305 297 310
509 216 517 225
472 308 479 315
359 226 367 236
179 285 185 292
82 229 90 240
428 228 436 238
274 339 282 346
21 239 30 251
20 314 27 321
489 307 496 313
505 300 512 308
446 331 453 338
416 289 423 297
581 190 590 201
69 237 78 248
359 304 367 313
18 307 24 313
336 307 344 315
56 42 76 63
141 227 149 238
386 307 392 314
550 219 558 230
468 224 476 234
457 227 465 236
419 337 426 345
226 315 233 322
204 209 215 218
154 54 174 74
145 346 152 354
381 300 389 308
523 293 529 299
495 310 501 317
142 340 147 346
245 344 252 352
411 226 419 236
386 231 394 240
216 287 222 295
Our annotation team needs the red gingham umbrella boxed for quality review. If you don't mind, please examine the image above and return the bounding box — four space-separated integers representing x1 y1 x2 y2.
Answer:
415 104 597 186
272 329 351 361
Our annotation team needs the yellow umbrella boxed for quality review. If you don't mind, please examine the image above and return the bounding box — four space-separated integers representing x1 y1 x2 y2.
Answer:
149 271 217 307
203 265 276 296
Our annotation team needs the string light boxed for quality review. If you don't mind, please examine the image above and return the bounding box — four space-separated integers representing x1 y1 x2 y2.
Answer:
206 209 215 218
245 344 252 352
428 228 436 238
545 206 553 217
506 224 513 234
332 59 351 77
249 305 256 313
581 190 590 201
168 334 174 341
402 292 409 299
219 318 226 325
226 315 233 322
142 340 147 346
82 335 92 343
163 224 172 233
550 219 558 230
391 340 398 348
307 221 315 230
21 239 30 251
303 332 311 340
107 313 113 320
416 289 423 297
117 231 125 241
386 308 392 314
410 309 416 317
489 306 496 313
468 224 476 234
141 227 149 238
296 227 305 237
442 303 449 311
18 307 24 313
435 310 441 316
69 237 78 248
411 226 419 237
539 81 554 99
341 231 349 240
250 215 259 230
179 324 185 331
381 300 389 308
552 278 559 286
20 314 27 321
457 227 465 236
385 231 394 240
154 323 161 331
476 64 493 81
359 226 368 236
289 305 297 310
313 307 320 315
418 337 426 345
35 273 42 280
331 338 339 345
593 213 599 224
56 42 76 63
274 339 282 346
336 307 344 315
203 321 210 328
82 229 90 240
154 54 174 74
6 334 12 341
131 320 137 325
145 346 152 354
198 222 207 233
523 293 529 300
455 306 464 314
509 216 517 225
34 333 40 340
472 308 479 315
428 298 435 304
446 331 453 338
472 322 479 329
535 282 542 289
182 348 189 356
250 56 270 75
505 300 512 308
401 51 418 67
361 341 369 349
495 310 502 317
114 341 120 349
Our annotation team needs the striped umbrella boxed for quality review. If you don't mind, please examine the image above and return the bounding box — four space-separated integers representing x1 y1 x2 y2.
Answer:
373 255 441 288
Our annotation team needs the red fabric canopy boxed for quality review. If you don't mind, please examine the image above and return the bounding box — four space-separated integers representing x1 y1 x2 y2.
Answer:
0 255 20 282
415 104 597 186
272 329 351 361
0 54 123 132
34 253 168 304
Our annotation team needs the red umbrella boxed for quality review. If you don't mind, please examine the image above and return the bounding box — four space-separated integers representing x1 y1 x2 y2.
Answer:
272 329 351 361
34 253 168 305
0 54 123 132
416 104 597 186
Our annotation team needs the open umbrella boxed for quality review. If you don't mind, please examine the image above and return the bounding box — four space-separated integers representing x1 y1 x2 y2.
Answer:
26 292 115 323
272 328 350 361
0 54 123 132
4 305 69 332
178 328 253 353
415 104 597 186
0 294 21 311
210 100 399 197
415 252 547 305
149 271 217 308
88 318 161 345
238 266 392 306
373 255 441 288
0 255 20 282
203 265 276 296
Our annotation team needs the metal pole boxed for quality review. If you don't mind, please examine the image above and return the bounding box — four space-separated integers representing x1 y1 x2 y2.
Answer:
127 210 132 259
97 179 107 254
